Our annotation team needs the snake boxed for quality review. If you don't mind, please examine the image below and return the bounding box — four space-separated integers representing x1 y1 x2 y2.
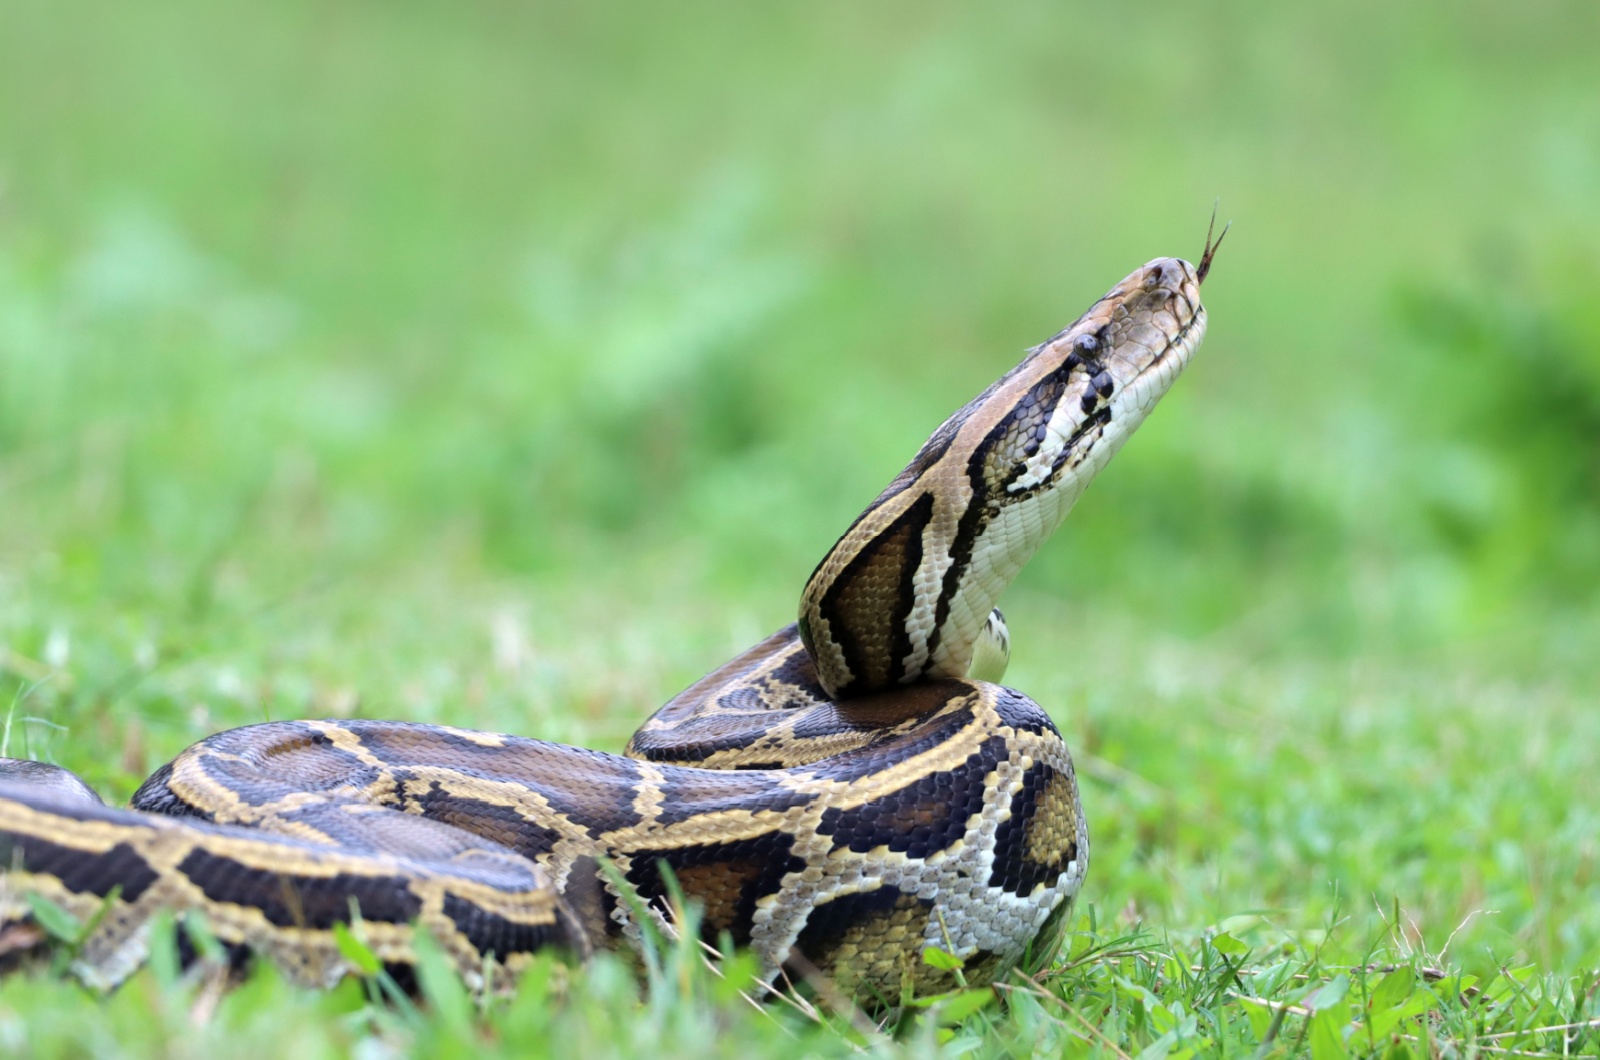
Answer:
0 237 1219 1004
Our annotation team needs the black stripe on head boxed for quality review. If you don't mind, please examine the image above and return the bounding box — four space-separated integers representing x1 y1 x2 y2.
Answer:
991 361 1111 499
999 363 1073 468
885 330 1090 506
624 835 806 947
3 835 161 903
815 491 936 698
987 763 1081 898
1036 405 1112 491
176 847 424 928
816 735 1006 858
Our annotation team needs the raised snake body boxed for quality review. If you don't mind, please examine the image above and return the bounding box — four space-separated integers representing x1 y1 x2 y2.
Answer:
0 249 1213 1002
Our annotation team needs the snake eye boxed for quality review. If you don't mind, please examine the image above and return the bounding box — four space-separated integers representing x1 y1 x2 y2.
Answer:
1073 334 1098 356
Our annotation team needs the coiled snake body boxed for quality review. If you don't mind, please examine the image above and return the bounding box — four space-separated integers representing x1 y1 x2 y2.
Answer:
0 250 1214 1002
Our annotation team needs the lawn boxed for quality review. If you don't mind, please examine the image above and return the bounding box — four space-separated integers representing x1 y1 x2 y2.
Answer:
2 1 1599 1056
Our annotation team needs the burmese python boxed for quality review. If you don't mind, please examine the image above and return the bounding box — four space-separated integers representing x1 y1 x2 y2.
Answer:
0 241 1218 1003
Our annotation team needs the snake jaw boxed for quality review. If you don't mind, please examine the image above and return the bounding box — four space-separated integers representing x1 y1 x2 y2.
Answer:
1098 258 1207 420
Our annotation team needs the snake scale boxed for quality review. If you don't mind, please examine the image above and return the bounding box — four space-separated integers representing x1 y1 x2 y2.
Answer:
0 239 1218 1004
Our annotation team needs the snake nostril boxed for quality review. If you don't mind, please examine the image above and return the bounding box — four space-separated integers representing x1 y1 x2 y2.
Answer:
1148 260 1183 291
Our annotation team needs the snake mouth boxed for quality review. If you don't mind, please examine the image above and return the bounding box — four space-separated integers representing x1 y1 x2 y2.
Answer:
1107 289 1205 419
1155 300 1206 367
1119 279 1206 391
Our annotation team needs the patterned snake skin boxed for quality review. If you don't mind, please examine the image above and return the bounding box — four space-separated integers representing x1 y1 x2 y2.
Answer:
0 237 1219 1003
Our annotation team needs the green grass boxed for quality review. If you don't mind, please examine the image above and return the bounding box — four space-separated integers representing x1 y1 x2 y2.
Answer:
3 0 1600 1055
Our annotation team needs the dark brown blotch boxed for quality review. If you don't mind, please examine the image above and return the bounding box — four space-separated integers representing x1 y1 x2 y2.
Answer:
816 737 1002 859
816 492 935 697
4 835 161 904
439 891 580 962
176 847 424 928
787 885 936 1000
624 835 805 947
987 763 1080 898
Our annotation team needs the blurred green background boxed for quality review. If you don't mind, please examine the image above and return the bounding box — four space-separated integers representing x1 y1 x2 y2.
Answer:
2 0 1598 973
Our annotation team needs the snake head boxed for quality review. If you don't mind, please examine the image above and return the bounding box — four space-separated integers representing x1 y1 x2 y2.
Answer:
1084 214 1223 409
1082 256 1208 422
799 253 1213 700
986 254 1209 518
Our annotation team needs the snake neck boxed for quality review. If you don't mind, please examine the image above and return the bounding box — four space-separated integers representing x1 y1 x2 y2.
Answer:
798 257 1209 700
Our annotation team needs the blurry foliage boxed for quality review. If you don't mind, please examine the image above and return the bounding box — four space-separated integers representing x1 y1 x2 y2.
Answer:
1396 250 1600 605
0 0 1595 657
